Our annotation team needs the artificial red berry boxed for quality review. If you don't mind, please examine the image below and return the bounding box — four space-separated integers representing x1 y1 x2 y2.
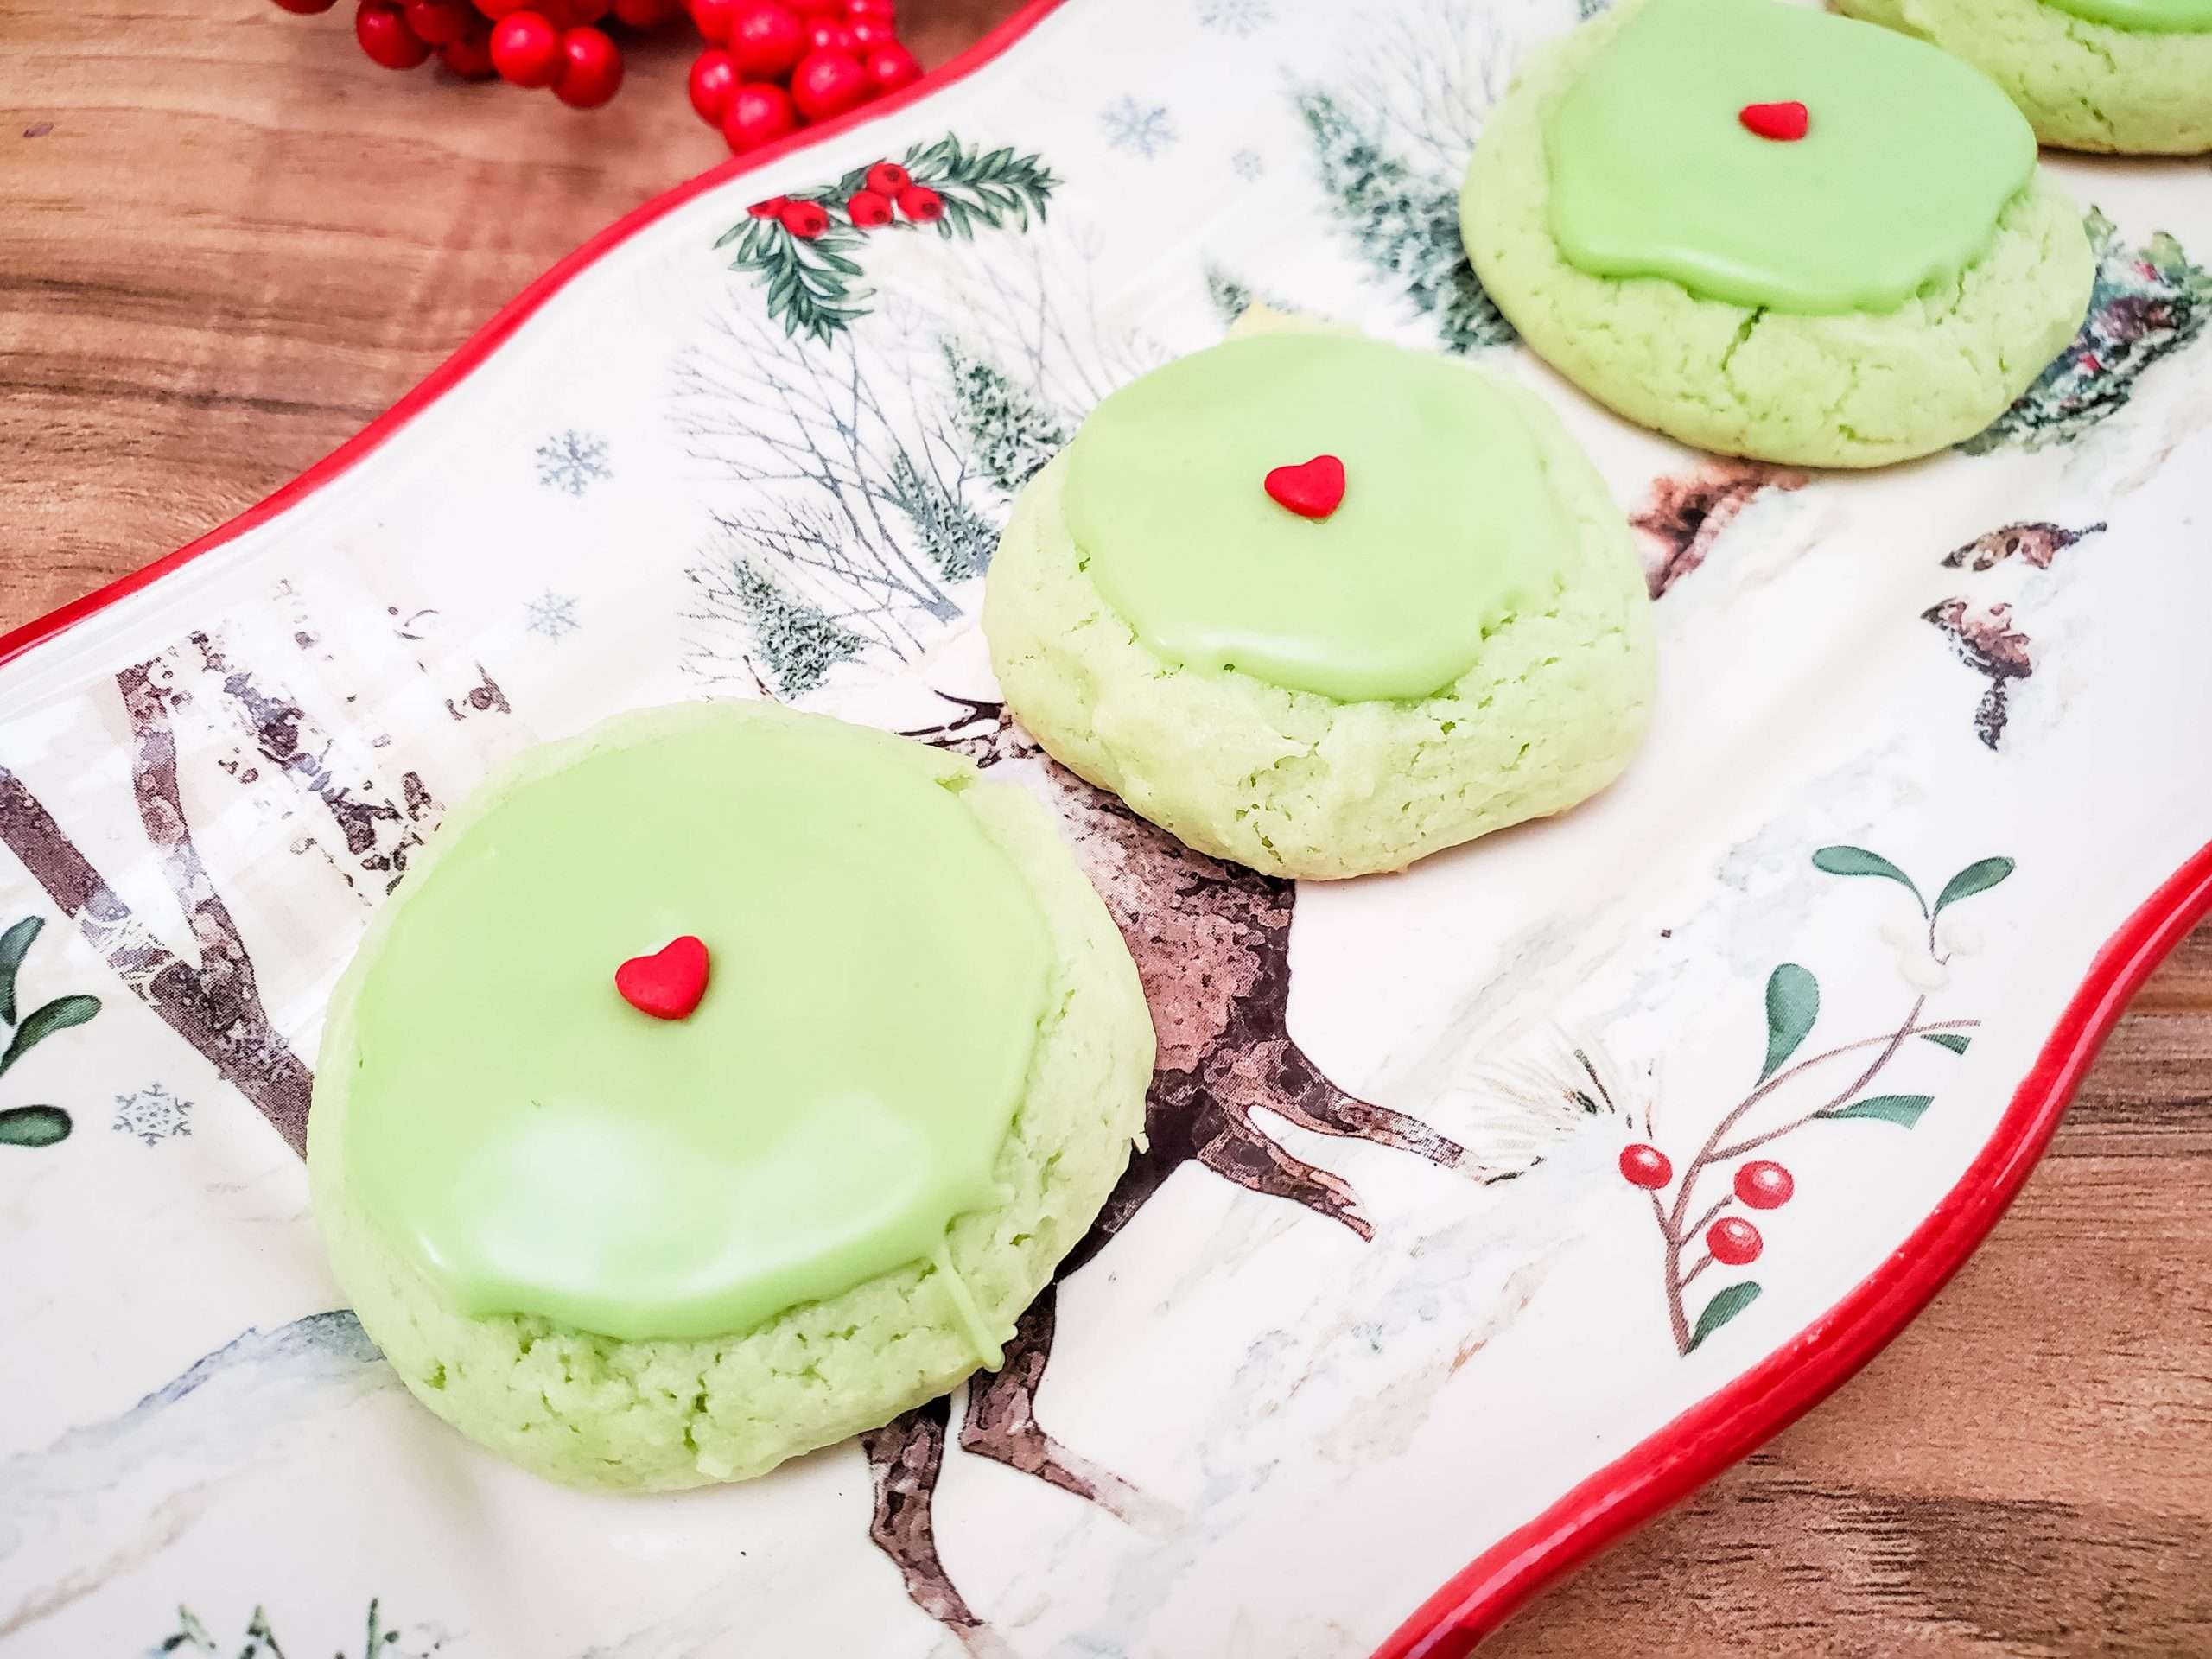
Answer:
747 194 790 217
722 83 798 154
1707 1216 1764 1266
1618 1143 1672 1190
728 3 805 78
553 25 622 106
612 0 677 22
690 0 741 43
789 48 870 120
863 160 911 194
845 0 893 15
561 0 608 20
849 16 897 49
489 10 562 84
789 0 840 13
804 18 855 51
471 0 529 18
894 182 943 223
688 48 741 125
438 29 497 73
356 3 433 67
271 0 340 16
862 42 920 94
404 0 472 41
778 198 831 238
846 188 893 227
1733 1160 1795 1210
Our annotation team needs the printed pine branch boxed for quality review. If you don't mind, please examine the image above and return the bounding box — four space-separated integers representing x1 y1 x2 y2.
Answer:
1962 208 2211 454
718 134 1059 343
1297 89 1515 353
887 451 998 582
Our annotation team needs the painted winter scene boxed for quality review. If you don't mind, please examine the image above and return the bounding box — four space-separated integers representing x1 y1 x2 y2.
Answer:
2 1 2209 1656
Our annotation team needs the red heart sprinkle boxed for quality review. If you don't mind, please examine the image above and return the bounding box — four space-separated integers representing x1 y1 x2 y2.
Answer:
1738 101 1809 142
614 935 710 1020
1263 454 1347 520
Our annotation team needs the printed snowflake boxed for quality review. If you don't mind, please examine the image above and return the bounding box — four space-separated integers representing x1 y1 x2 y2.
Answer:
525 591 581 641
1101 98 1177 159
112 1084 190 1145
1231 149 1264 181
534 429 611 496
1198 0 1273 32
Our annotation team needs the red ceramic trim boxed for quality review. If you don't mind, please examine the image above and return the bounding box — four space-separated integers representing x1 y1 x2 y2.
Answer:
4 7 2208 1654
1378 836 2212 1657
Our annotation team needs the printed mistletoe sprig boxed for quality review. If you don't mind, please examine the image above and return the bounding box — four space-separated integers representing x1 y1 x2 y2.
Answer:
1621 847 2013 1356
0 915 101 1152
714 134 1058 344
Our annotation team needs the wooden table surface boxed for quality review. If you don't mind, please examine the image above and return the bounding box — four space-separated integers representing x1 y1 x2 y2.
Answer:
5 2 2209 1652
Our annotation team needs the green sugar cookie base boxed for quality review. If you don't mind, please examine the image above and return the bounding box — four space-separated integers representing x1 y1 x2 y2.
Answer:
1461 5 2097 467
309 701 1154 1492
984 320 1656 881
1834 0 2212 155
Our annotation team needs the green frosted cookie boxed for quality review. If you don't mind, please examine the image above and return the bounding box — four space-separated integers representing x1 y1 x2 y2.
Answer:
1462 0 2096 467
1834 0 2212 155
983 312 1656 881
309 700 1152 1491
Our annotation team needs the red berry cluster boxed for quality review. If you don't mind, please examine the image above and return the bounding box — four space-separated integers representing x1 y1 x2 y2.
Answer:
689 0 920 156
272 0 918 130
747 160 938 239
1619 1145 1795 1266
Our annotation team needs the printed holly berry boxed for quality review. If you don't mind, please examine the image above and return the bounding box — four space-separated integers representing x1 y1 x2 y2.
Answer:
722 83 797 154
863 42 919 95
778 197 831 238
790 48 870 122
554 26 623 107
356 3 433 67
847 188 894 228
893 181 942 223
1707 1216 1763 1266
1618 1143 1673 1190
489 10 563 84
863 160 911 194
729 2 805 79
747 194 790 218
688 48 741 125
1732 1160 1795 1210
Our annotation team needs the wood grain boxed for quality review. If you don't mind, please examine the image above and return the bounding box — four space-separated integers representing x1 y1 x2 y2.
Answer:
3 3 2208 1653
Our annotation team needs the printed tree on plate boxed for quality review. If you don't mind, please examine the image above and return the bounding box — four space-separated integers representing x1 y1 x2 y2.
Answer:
1618 847 2013 1355
672 238 1147 699
1961 208 2210 455
160 1596 423 1657
714 135 1059 346
1294 0 1517 352
0 916 101 1151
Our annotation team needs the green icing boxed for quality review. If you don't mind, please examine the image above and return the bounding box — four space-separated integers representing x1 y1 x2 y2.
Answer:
2041 0 2212 30
343 713 1053 1344
1063 334 1573 704
1543 0 2038 315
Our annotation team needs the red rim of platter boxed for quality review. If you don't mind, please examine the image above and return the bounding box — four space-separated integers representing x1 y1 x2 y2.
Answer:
3 5 2205 1652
